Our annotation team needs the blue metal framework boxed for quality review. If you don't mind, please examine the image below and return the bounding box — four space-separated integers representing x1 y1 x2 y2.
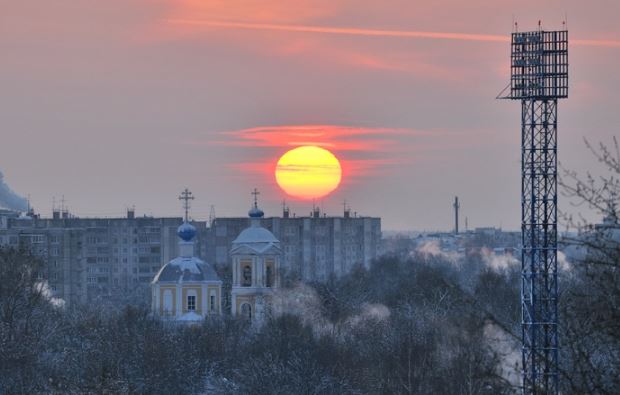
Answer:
500 29 568 394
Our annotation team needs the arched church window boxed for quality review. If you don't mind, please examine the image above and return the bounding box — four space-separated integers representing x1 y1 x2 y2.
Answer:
266 264 273 288
242 264 252 286
241 303 252 320
210 290 216 312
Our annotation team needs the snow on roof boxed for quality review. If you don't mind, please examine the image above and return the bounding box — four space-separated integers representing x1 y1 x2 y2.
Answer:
152 257 221 284
230 242 281 256
233 225 279 245
170 256 202 274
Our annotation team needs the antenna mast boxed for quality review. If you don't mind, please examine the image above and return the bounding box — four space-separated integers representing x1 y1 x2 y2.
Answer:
208 205 216 227
453 196 460 234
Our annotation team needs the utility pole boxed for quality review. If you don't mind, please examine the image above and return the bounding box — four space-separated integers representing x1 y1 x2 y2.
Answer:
453 196 460 234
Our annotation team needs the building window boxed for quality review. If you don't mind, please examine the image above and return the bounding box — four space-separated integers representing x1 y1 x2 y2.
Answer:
187 295 196 311
242 264 252 287
210 294 215 312
266 264 273 288
33 235 45 243
163 290 173 314
315 226 328 236
241 303 252 320
216 225 227 237
216 246 227 264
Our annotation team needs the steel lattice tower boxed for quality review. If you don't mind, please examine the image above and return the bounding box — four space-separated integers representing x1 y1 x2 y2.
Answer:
500 28 568 394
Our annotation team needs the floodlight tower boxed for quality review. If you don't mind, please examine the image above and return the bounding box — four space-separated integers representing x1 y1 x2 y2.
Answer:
499 26 568 394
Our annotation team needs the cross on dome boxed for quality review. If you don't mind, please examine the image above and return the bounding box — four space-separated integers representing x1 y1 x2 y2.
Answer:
251 188 260 209
248 187 264 218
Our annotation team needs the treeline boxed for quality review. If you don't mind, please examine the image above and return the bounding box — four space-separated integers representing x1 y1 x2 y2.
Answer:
1 240 618 394
1 246 517 394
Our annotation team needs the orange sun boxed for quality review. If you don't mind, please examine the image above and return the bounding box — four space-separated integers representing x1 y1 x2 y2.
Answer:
275 146 342 199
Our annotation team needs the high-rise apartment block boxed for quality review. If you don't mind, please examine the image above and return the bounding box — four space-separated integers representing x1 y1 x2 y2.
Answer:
0 209 208 306
0 206 381 306
207 208 381 282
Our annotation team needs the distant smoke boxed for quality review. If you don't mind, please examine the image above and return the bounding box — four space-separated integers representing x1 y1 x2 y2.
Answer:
273 283 330 333
479 247 519 271
414 240 520 271
0 171 28 211
483 321 520 387
272 283 390 335
35 281 66 308
415 240 460 263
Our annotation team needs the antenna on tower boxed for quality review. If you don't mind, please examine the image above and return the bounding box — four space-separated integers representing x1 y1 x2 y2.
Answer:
563 12 567 29
311 199 320 218
178 188 194 222
60 195 69 219
209 205 216 227
282 200 289 218
52 197 60 219
343 199 351 218
127 205 135 219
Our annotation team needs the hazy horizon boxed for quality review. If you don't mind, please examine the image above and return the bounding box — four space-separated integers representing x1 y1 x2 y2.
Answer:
2 0 619 230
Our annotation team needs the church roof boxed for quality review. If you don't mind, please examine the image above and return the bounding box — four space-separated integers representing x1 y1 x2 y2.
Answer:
233 226 279 244
152 256 221 283
231 189 281 255
231 220 281 256
230 242 281 256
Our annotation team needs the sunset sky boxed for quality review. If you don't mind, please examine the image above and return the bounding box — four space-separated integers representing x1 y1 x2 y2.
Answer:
1 1 619 230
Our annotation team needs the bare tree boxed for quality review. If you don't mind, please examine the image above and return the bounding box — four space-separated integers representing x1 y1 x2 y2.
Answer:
559 138 620 394
0 247 62 393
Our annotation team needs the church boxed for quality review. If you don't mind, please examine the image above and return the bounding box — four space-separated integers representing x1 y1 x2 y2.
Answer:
151 188 281 324
151 189 223 321
230 189 281 323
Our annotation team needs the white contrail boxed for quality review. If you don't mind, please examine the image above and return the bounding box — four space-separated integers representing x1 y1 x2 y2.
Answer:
166 19 620 48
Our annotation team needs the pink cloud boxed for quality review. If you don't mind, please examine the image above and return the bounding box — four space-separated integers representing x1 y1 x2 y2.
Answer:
206 124 423 193
213 124 423 152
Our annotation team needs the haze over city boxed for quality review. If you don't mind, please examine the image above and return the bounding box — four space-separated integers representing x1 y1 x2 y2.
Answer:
1 0 619 229
2 2 620 394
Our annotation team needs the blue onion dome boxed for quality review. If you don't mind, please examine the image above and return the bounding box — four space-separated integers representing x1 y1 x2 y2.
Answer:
248 206 264 218
177 222 197 241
